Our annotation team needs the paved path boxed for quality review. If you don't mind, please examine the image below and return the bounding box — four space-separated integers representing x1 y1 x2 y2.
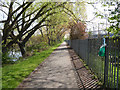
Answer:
18 42 78 88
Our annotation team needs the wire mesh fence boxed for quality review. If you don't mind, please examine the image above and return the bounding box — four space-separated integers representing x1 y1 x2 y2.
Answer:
66 37 120 88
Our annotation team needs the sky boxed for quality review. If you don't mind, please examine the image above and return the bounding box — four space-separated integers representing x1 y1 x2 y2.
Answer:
85 2 116 34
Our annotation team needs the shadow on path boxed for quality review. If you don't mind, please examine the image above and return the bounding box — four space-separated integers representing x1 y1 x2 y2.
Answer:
54 47 72 51
67 45 101 89
17 42 78 88
17 42 102 89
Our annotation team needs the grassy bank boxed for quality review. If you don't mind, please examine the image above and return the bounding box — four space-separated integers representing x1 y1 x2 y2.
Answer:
2 42 62 88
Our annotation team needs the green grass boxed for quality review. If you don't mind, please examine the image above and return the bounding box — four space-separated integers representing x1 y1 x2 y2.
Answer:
88 53 120 88
88 53 104 82
2 43 61 88
107 63 120 88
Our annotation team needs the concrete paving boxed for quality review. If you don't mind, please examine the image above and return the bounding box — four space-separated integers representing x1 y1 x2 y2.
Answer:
18 42 79 88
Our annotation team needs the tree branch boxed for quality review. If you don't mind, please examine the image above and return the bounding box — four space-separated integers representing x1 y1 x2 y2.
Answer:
0 4 9 8
0 8 8 16
16 8 39 23
63 6 77 20
11 2 28 15
10 2 33 29
0 20 7 23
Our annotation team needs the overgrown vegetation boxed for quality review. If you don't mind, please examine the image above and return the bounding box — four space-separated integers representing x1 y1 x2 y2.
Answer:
67 20 88 40
2 42 62 88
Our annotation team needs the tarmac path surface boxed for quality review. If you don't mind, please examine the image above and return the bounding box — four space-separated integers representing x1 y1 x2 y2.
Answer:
18 42 79 88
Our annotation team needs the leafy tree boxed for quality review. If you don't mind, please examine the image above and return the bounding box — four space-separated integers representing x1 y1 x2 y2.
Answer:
0 1 68 56
93 1 120 36
0 0 87 58
107 2 120 36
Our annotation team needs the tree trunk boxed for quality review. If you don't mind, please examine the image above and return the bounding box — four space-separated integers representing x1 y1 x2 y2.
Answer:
2 46 8 54
18 43 26 57
39 28 44 38
48 37 51 45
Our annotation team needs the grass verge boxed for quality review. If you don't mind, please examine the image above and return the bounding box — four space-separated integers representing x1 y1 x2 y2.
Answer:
2 42 61 88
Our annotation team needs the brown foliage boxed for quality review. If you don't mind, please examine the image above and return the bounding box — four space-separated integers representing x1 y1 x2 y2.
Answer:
68 21 88 40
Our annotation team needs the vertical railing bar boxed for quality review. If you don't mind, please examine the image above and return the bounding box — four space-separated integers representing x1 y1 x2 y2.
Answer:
99 39 101 81
77 40 79 54
79 40 81 57
74 40 76 50
76 40 77 52
104 38 106 86
73 40 74 49
76 40 77 53
89 39 91 69
104 38 109 87
76 40 77 54
72 40 75 49
87 39 89 66
92 39 94 71
95 39 97 76
91 39 94 70
78 40 80 56
85 40 87 63
75 40 76 52
77 40 78 54
91 39 92 69
111 38 114 88
100 38 102 80
71 40 73 48
117 38 119 88
78 40 79 59
71 40 72 47
107 38 109 87
77 40 78 53
74 40 75 50
97 38 102 81
109 38 112 88
98 38 100 79
68 40 69 46
114 39 117 88
69 40 70 47
102 38 104 82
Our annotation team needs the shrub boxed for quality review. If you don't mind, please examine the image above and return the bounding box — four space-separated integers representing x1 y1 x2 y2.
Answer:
68 20 88 40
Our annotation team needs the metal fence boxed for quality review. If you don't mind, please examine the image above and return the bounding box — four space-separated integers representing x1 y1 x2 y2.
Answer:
66 37 120 88
105 37 120 88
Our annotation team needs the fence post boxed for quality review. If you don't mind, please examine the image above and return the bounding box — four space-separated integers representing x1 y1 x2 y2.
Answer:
78 40 80 56
71 40 73 48
77 40 79 54
104 38 109 87
70 40 71 47
87 39 89 65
